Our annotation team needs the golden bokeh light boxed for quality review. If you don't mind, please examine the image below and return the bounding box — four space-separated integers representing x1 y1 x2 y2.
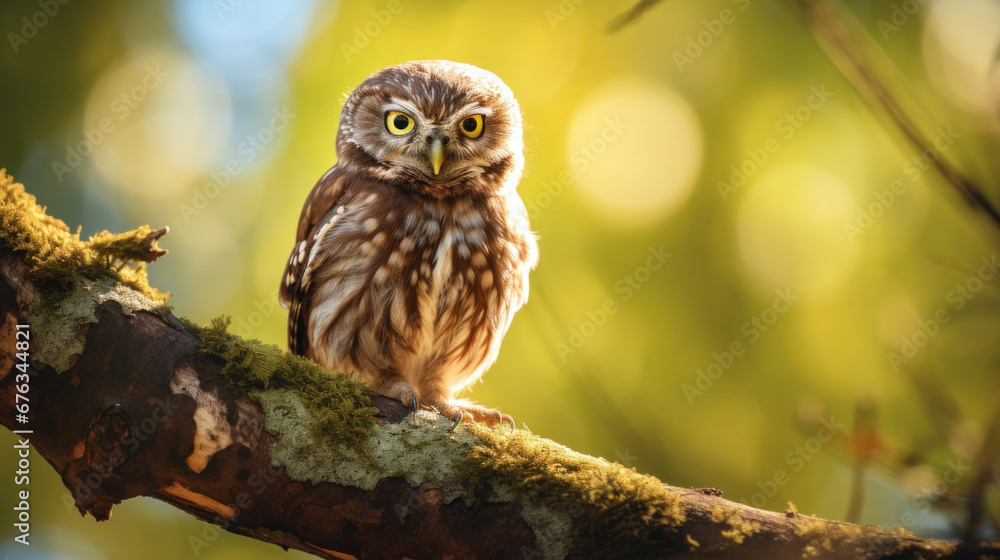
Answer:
922 0 1000 119
567 81 703 226
737 164 860 296
86 50 232 200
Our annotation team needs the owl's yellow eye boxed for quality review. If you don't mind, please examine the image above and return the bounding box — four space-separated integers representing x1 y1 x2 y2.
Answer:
459 115 484 139
385 111 415 135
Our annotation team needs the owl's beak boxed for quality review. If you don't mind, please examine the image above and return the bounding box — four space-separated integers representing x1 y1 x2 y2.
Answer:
429 138 445 176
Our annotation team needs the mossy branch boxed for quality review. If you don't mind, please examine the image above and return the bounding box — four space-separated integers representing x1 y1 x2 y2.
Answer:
0 170 169 300
0 172 979 559
88 225 169 270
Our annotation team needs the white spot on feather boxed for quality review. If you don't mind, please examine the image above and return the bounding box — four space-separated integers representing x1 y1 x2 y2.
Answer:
400 237 415 253
388 251 403 268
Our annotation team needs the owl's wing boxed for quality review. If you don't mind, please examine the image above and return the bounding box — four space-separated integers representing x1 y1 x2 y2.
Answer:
279 165 347 355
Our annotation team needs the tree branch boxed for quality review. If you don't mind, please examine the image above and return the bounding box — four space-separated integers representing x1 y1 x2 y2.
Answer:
0 173 977 558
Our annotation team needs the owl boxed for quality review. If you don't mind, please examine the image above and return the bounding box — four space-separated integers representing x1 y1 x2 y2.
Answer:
279 60 538 427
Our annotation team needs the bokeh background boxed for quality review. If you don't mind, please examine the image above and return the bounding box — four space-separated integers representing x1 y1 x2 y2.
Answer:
2 0 1000 558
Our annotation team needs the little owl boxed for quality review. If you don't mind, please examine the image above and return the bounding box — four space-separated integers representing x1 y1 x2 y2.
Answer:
279 60 538 427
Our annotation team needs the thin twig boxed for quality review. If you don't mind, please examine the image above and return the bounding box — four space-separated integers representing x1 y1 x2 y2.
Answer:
845 400 877 523
607 0 669 33
793 0 1000 235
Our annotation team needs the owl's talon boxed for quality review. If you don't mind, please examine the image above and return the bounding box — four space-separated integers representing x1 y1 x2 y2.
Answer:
450 411 464 431
501 414 515 432
409 394 418 413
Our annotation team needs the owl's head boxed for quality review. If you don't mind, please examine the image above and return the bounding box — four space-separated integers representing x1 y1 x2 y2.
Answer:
337 60 524 198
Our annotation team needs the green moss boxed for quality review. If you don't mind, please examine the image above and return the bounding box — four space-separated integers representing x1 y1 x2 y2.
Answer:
0 171 168 371
796 518 866 558
710 504 760 546
181 316 376 453
791 517 938 558
464 425 686 559
0 170 168 303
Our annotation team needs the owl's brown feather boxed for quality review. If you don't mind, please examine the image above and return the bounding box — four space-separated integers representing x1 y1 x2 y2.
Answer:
278 165 347 356
280 60 537 425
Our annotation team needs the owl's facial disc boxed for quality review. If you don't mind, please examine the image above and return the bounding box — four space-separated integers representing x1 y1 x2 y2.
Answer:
379 103 492 181
338 60 524 197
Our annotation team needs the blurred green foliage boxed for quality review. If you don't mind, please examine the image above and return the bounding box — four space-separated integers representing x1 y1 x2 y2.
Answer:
2 0 1000 558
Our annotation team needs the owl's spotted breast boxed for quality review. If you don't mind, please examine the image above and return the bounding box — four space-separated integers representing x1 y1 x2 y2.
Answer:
301 179 535 406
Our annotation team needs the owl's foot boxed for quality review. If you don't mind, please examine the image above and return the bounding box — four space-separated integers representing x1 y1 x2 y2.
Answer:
450 410 464 431
448 410 514 432
433 399 515 431
375 380 419 414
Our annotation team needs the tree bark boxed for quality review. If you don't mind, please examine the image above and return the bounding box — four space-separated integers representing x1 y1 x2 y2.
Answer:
0 192 985 559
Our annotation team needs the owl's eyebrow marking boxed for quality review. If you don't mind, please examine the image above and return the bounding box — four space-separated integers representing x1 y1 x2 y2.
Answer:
455 101 493 119
387 98 422 119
